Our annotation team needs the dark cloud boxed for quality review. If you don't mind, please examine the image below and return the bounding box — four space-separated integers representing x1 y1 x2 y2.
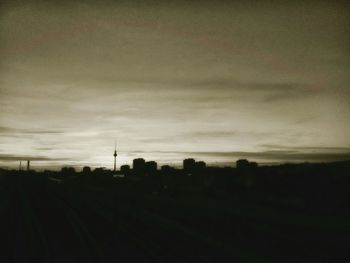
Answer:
0 126 64 135
0 126 13 133
0 154 68 161
261 145 350 153
35 147 55 151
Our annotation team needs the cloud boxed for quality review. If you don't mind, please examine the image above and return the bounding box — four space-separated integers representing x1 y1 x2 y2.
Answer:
0 126 14 133
193 79 316 102
0 126 64 135
0 154 68 161
83 77 314 98
261 145 350 153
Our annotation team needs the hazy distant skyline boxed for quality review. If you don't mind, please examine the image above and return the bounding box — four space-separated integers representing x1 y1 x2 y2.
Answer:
1 1 350 169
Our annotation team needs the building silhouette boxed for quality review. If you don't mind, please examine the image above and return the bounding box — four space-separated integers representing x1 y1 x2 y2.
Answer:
145 161 157 174
27 160 30 171
133 158 146 174
161 165 172 173
120 164 130 174
93 167 107 175
183 158 195 173
236 159 249 169
236 159 258 170
82 166 91 174
195 161 206 170
61 167 76 175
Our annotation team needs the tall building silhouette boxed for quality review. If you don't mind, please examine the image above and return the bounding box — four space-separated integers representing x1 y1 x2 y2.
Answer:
113 142 117 172
133 158 146 174
183 158 195 173
27 160 30 171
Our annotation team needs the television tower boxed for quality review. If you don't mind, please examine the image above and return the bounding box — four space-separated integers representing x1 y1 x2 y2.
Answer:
113 141 117 172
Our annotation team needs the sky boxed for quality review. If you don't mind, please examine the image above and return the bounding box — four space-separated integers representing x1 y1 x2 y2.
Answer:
1 0 350 170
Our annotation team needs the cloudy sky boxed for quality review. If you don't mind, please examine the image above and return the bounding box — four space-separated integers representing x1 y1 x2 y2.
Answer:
1 0 350 169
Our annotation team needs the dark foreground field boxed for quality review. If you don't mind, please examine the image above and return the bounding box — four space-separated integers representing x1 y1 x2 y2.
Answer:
0 163 349 263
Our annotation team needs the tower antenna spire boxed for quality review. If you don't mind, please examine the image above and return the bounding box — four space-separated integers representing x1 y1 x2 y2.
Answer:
113 140 117 172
